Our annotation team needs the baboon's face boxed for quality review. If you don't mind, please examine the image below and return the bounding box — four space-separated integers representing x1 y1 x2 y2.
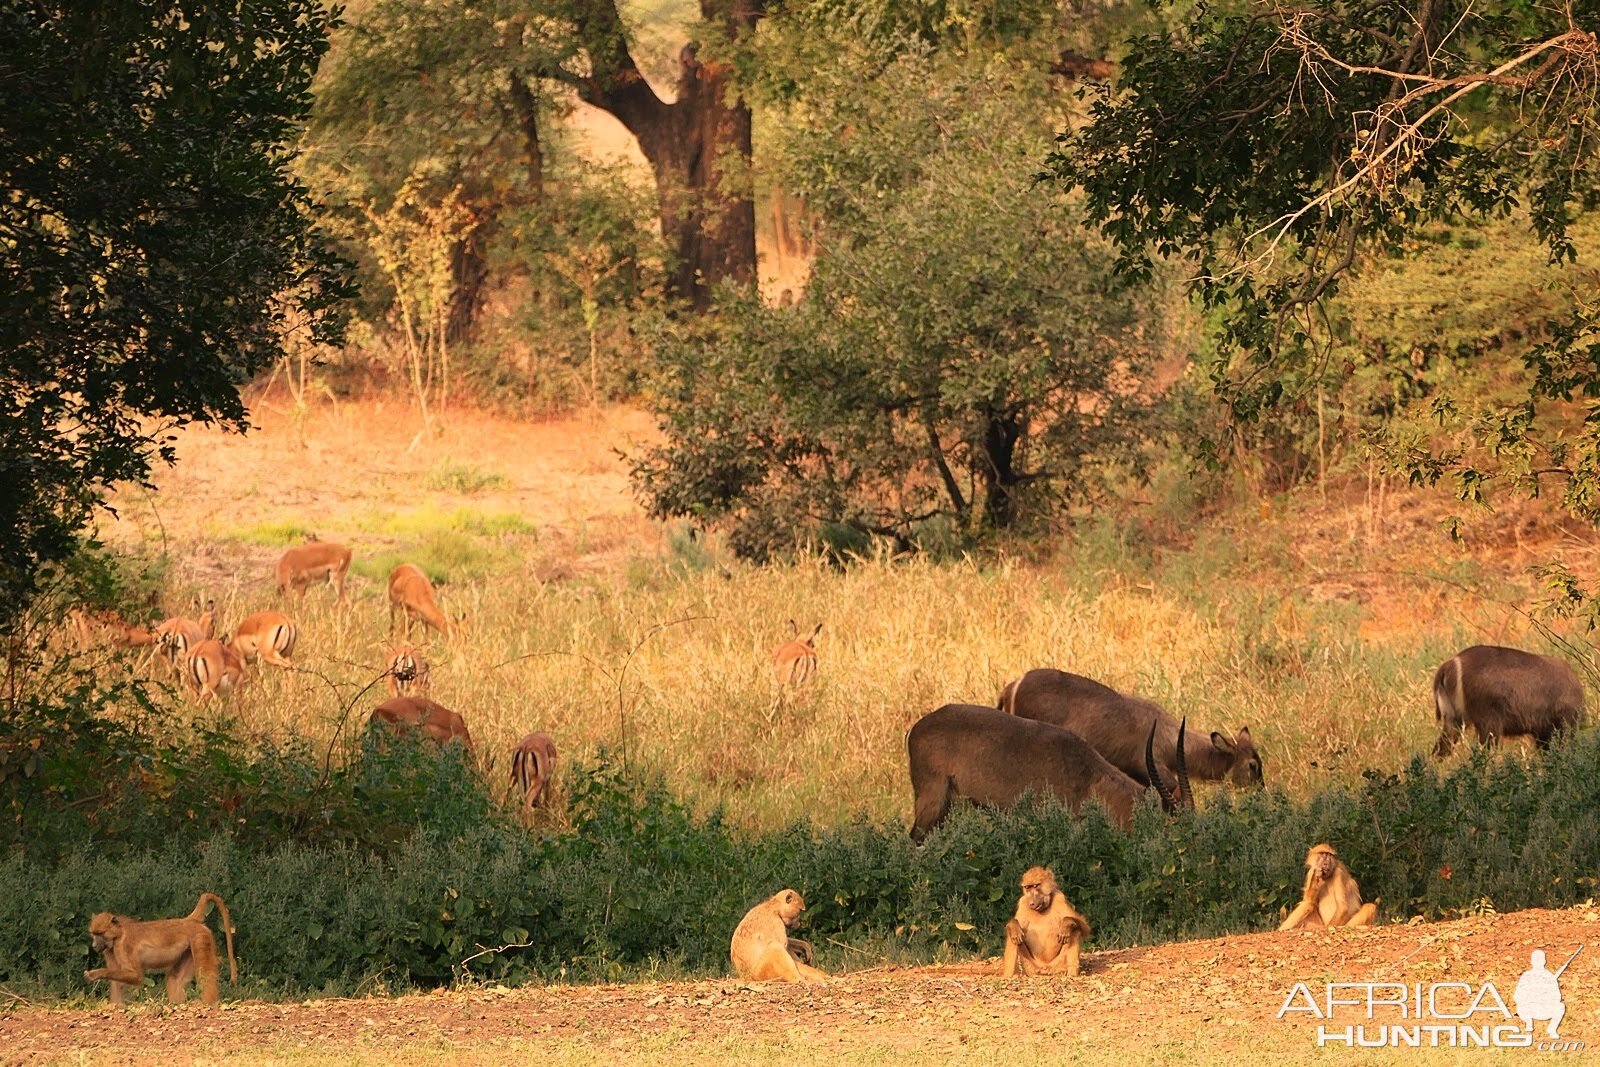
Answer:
88 913 120 953
1020 867 1057 913
776 890 806 927
1310 848 1338 880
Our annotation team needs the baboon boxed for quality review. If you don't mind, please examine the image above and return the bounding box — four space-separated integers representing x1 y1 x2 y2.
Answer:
730 889 828 984
1279 843 1379 930
1000 668 1263 790
1432 645 1584 758
771 620 822 686
85 893 237 1005
510 731 558 812
1000 866 1091 977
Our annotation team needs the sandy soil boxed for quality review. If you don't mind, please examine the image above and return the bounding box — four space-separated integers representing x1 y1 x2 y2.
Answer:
6 906 1595 1065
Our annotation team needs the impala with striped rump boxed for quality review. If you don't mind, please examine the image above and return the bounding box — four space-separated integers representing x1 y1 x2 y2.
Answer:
229 612 297 667
510 731 558 813
770 621 822 686
386 644 430 697
184 637 247 701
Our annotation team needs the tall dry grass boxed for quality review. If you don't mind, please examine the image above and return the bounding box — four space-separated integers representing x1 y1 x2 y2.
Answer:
100 531 1544 832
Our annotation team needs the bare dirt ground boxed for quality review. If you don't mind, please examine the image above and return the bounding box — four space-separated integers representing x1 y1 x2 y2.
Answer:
6 906 1595 1065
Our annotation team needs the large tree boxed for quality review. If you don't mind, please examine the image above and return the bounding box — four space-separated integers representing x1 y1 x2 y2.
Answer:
1050 0 1600 518
635 51 1170 557
0 2 349 624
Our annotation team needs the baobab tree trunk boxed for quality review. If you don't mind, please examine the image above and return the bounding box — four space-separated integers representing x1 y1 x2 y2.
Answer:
570 0 758 311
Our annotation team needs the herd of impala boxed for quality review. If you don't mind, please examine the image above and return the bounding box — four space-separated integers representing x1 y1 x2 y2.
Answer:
67 538 1587 836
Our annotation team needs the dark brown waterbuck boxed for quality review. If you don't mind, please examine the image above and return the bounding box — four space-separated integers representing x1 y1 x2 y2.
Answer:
1432 645 1585 757
999 667 1262 790
904 703 1189 842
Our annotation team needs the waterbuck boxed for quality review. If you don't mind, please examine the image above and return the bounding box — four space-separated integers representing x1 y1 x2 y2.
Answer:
904 703 1188 842
1432 645 1585 758
999 668 1262 790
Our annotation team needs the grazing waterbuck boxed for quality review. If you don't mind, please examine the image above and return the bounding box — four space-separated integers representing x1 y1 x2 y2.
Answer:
905 703 1188 842
1432 645 1585 757
1000 668 1262 790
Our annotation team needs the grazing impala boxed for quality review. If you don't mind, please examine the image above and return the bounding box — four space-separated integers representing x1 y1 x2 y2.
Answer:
510 731 558 814
67 608 154 650
386 644 430 697
184 637 248 701
770 621 822 686
388 564 457 638
275 540 352 603
229 612 297 667
154 615 208 669
1432 645 1585 757
369 696 474 751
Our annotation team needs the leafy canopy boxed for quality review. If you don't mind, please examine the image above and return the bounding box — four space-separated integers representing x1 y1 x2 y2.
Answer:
0 1 349 621
634 47 1170 558
1049 0 1600 523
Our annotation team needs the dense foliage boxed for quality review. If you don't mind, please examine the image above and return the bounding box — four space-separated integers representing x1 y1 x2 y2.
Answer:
1050 0 1600 536
3 722 1597 997
634 49 1175 558
0 2 349 624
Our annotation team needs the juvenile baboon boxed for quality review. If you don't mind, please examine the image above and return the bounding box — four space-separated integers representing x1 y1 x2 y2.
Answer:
1279 843 1379 930
730 889 828 984
85 893 237 1005
1000 866 1091 977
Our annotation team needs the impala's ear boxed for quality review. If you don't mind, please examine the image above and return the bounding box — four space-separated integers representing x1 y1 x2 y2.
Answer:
808 622 823 641
787 619 799 637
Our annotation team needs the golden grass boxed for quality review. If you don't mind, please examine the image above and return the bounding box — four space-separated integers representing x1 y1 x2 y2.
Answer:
89 400 1598 831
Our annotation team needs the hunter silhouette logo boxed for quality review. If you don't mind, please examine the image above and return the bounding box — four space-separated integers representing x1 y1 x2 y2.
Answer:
1278 943 1587 1050
1514 947 1580 1039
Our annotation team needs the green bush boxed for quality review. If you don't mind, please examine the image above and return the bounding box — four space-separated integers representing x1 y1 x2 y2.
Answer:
3 732 1599 1000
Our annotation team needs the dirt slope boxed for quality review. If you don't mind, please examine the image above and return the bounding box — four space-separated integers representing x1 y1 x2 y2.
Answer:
6 906 1596 1065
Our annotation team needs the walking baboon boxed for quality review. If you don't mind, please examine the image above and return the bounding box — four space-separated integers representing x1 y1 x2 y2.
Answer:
1279 843 1378 930
1001 866 1091 977
730 889 828 984
85 893 237 1005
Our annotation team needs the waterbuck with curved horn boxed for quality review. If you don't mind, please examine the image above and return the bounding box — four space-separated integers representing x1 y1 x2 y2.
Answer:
1432 645 1585 758
905 703 1190 842
999 668 1262 791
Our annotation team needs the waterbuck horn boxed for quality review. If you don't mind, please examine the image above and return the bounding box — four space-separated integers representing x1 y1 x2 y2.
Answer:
1176 717 1193 809
1146 720 1178 813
